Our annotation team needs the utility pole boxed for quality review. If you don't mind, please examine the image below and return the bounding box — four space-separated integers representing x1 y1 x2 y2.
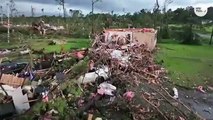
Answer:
7 4 10 43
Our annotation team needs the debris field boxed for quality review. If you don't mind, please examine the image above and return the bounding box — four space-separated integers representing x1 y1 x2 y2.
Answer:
0 28 204 120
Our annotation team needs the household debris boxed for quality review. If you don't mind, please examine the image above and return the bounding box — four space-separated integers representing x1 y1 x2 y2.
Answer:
77 66 109 84
0 85 30 114
197 86 206 93
0 60 28 74
0 28 206 119
20 48 31 55
32 20 65 35
71 28 203 120
0 74 25 87
123 91 135 101
173 87 179 99
0 49 11 55
11 87 30 114
97 82 116 96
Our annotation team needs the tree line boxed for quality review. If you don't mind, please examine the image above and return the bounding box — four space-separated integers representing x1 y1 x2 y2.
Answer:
1 0 213 44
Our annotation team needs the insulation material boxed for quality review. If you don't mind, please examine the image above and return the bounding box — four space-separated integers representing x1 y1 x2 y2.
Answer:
173 87 178 99
12 87 30 114
105 31 133 43
97 82 116 96
77 66 109 84
132 32 157 51
0 85 15 95
111 50 122 59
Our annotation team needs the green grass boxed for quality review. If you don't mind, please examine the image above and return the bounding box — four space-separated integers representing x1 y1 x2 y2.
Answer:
0 38 90 61
29 38 90 53
203 26 212 33
156 43 213 88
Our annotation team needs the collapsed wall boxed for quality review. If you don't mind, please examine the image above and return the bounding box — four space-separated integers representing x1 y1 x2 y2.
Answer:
103 28 157 51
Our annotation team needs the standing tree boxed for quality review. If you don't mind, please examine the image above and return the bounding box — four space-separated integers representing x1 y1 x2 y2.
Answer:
69 9 73 17
31 6 35 17
56 0 66 20
91 0 101 34
160 0 173 39
9 0 16 18
0 6 3 24
58 7 61 16
162 0 173 26
153 0 159 28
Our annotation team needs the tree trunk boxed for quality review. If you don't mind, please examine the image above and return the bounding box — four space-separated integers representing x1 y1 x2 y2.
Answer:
91 1 94 34
209 27 213 45
62 2 66 21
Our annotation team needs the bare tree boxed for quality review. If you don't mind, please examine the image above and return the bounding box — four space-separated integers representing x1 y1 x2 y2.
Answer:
69 9 73 17
91 0 101 34
31 6 35 17
58 7 61 16
0 6 3 24
163 0 173 13
163 0 173 25
153 0 159 13
56 0 66 20
9 0 16 17
153 0 159 28
111 10 114 15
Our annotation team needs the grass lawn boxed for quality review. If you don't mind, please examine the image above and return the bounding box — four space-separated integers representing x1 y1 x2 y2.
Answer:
0 38 90 61
156 43 213 88
29 38 91 53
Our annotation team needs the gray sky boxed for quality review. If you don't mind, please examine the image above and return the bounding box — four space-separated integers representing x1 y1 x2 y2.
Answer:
1 0 213 16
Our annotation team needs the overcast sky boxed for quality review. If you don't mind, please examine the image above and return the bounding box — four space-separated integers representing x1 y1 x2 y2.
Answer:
1 0 213 16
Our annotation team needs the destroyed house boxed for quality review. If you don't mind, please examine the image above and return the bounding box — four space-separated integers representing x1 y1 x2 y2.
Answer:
104 28 157 51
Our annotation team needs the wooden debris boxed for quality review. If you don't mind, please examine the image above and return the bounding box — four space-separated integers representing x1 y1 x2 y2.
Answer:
0 74 25 87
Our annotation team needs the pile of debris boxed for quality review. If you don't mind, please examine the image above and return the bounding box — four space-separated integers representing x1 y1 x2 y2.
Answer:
32 20 65 35
0 48 89 119
0 28 204 120
75 28 203 120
